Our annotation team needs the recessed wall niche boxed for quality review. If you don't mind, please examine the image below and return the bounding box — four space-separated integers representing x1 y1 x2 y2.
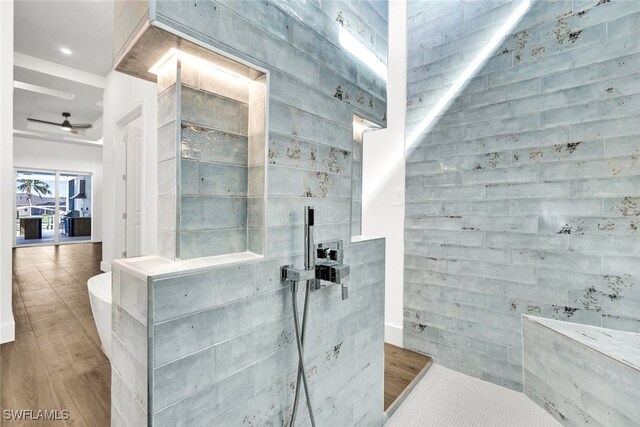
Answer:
351 115 380 238
155 49 266 260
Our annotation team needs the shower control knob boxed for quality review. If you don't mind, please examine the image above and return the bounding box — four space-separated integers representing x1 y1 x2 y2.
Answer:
328 249 342 261
330 264 349 284
317 248 330 259
315 264 331 282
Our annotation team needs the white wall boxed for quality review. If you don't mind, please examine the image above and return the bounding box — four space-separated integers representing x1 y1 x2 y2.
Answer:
362 0 407 347
13 138 103 242
0 0 15 343
101 70 157 271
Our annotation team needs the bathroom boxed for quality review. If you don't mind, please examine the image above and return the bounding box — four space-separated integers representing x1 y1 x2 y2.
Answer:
0 0 639 426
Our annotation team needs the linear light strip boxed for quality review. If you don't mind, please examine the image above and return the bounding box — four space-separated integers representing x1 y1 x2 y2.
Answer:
339 27 388 81
148 48 253 83
363 0 532 205
406 0 532 150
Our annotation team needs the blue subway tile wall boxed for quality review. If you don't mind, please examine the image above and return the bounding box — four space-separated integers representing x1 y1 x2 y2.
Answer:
155 54 266 260
523 316 640 426
352 124 364 237
405 0 640 392
111 267 148 426
135 0 389 425
148 239 385 426
180 59 254 259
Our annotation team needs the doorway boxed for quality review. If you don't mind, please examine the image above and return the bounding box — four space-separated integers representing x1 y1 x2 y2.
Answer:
115 115 143 258
14 169 93 246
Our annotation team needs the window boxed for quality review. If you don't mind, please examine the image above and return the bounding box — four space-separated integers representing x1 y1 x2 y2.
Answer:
15 169 93 246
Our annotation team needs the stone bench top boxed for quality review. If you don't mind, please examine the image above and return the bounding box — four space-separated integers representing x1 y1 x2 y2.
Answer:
524 315 640 372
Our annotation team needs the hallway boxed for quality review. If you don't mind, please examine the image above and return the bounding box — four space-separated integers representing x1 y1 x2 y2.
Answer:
1 243 110 426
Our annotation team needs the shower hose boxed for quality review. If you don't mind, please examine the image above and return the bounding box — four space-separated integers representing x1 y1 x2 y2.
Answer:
290 280 316 427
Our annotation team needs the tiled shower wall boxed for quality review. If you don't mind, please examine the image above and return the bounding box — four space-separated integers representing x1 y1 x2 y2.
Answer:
404 0 640 390
523 316 640 425
125 0 388 425
248 75 267 254
352 119 364 237
148 239 385 425
179 62 250 259
156 57 266 260
111 267 148 425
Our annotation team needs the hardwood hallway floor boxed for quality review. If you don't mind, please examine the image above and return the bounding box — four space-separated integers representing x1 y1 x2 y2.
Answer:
1 243 110 426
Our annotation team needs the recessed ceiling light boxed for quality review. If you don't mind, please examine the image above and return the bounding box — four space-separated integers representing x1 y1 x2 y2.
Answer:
60 47 72 55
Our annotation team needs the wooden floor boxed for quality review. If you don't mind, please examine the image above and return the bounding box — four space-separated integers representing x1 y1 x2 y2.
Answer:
384 343 432 411
0 243 110 427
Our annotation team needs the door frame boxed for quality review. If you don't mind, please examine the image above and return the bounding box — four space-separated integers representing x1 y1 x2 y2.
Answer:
114 102 145 259
13 166 93 247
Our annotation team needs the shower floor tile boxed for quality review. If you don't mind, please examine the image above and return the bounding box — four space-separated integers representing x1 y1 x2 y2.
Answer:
386 364 561 427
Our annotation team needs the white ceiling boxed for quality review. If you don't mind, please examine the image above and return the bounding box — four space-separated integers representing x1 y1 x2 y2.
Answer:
13 0 114 146
14 66 105 141
14 0 114 76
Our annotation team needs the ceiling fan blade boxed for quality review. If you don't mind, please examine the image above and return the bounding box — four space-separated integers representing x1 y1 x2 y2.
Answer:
70 124 93 129
27 118 62 126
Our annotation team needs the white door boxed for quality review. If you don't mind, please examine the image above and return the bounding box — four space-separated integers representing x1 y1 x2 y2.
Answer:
115 129 128 257
125 127 143 257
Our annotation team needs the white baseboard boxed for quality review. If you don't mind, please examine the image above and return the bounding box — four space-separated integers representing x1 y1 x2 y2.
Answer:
100 261 111 272
0 319 15 344
385 323 403 347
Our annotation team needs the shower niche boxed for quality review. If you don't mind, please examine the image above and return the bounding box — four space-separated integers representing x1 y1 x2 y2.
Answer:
351 115 380 239
151 41 267 260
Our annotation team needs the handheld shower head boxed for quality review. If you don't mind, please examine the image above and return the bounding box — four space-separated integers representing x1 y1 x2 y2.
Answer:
304 206 315 271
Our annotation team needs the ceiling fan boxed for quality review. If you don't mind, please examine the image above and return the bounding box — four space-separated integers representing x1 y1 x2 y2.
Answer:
27 112 93 134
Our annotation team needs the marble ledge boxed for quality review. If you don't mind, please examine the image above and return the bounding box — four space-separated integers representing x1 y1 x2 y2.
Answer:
351 235 385 244
524 315 640 371
112 237 384 280
111 251 263 281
